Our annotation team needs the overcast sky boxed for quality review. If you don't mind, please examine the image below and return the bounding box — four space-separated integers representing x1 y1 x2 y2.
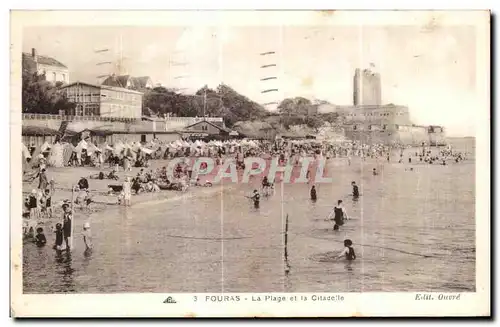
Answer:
23 23 478 136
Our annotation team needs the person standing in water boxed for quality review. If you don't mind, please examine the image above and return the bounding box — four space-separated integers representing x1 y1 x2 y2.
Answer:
53 223 63 251
351 181 359 198
331 200 348 231
249 189 260 209
310 185 317 202
82 222 93 250
122 177 132 206
62 206 72 251
336 239 356 260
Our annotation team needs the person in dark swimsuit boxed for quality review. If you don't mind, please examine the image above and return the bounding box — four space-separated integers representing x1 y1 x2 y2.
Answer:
332 200 347 231
62 208 72 250
351 181 359 198
310 185 317 202
337 239 356 260
53 223 63 251
250 190 260 209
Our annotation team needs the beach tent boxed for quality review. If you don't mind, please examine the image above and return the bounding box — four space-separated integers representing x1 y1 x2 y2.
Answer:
113 141 125 155
62 143 74 166
48 142 65 168
40 141 51 153
22 143 31 160
75 139 88 153
86 142 101 156
140 147 154 155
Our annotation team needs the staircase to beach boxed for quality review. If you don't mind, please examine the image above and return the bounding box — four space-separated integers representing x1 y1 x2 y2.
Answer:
58 120 70 140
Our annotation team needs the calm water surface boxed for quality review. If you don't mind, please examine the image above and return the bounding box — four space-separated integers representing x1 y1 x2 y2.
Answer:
23 139 475 293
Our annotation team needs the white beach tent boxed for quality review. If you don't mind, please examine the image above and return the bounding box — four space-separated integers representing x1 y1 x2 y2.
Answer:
40 141 51 153
140 147 154 155
22 143 31 160
86 143 101 156
75 139 88 153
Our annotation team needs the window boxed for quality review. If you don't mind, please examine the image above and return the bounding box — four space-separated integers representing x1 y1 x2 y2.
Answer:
62 74 66 82
52 72 57 81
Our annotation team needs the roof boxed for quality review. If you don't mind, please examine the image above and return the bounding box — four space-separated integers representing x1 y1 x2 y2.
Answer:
185 120 231 133
101 75 152 89
60 81 143 95
22 125 60 136
22 53 67 69
132 76 152 89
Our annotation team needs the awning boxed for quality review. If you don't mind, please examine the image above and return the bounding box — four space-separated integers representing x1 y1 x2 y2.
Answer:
22 125 60 136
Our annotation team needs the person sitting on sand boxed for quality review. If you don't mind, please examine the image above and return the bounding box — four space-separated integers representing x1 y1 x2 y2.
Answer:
78 176 89 191
336 239 356 261
131 177 141 195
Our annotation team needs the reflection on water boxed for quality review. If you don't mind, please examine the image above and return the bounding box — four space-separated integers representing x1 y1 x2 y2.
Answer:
24 142 476 293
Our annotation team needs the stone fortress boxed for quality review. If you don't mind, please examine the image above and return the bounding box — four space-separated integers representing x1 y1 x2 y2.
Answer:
316 67 446 146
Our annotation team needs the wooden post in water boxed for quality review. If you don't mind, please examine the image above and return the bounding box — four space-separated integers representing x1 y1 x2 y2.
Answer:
284 214 290 273
70 185 75 250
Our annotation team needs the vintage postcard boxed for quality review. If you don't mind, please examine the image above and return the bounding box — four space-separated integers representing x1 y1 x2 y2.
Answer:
10 10 490 317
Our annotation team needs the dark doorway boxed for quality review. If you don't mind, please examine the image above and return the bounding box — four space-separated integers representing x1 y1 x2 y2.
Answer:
141 134 146 143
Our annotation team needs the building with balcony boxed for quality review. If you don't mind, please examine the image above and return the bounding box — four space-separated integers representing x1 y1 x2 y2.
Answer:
22 48 69 84
61 81 143 119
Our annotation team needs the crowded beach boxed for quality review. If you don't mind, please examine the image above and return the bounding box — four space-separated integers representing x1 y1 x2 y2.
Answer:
22 134 469 253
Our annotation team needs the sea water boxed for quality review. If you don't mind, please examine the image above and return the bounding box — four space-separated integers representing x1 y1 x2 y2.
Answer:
23 139 475 293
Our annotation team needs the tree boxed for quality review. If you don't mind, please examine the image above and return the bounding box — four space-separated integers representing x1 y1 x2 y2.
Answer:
321 112 340 124
277 97 313 116
305 115 325 131
22 71 75 114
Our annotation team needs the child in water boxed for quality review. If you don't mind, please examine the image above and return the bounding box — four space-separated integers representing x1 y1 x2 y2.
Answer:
53 223 63 251
336 239 356 261
35 227 47 247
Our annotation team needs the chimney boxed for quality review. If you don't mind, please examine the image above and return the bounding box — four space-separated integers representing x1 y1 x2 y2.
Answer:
31 48 37 61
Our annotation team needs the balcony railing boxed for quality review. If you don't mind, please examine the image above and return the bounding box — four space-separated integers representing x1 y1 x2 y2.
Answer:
22 113 140 123
22 113 224 123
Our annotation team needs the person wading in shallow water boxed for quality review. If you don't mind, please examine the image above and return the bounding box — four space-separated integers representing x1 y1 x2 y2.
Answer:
310 185 317 202
62 206 72 251
351 181 359 199
330 200 348 231
336 239 356 261
247 190 260 209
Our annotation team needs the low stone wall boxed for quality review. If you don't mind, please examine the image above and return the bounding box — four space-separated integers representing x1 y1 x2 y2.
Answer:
21 114 224 134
